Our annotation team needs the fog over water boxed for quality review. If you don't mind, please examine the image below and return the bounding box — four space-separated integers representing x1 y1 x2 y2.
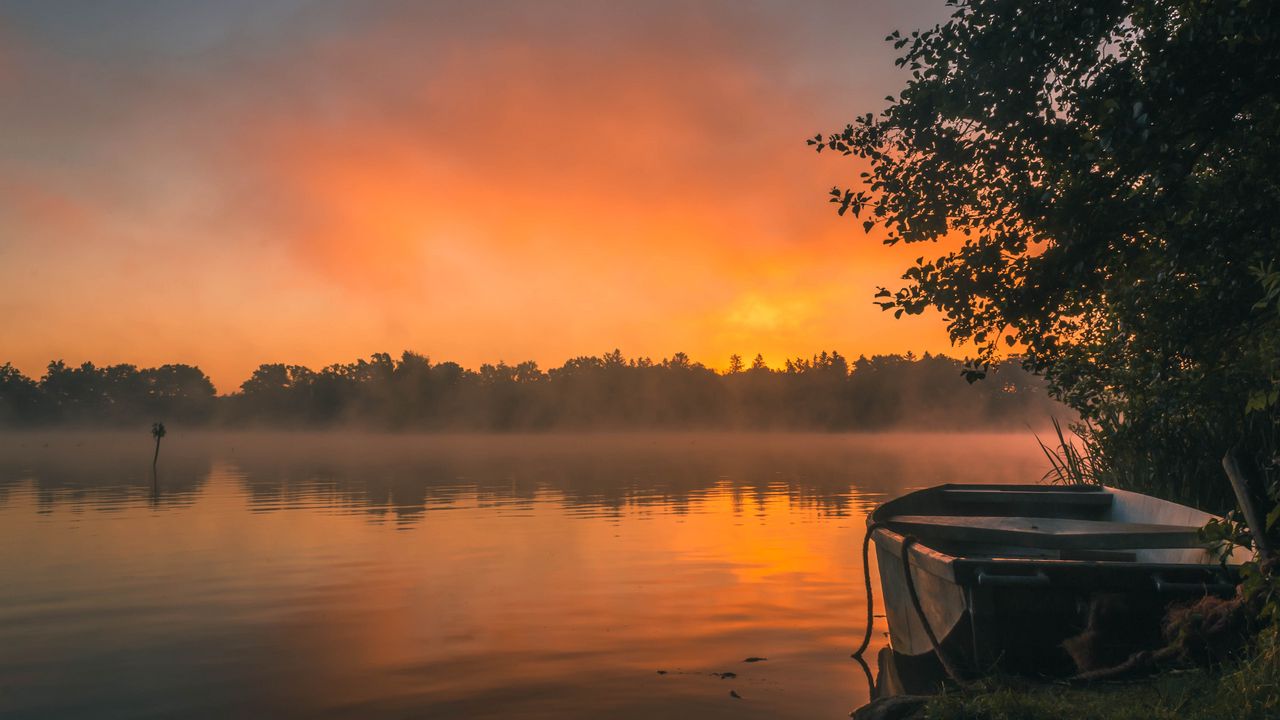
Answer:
0 432 1049 719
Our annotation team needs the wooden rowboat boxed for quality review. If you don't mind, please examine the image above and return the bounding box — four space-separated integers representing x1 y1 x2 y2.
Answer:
865 484 1247 685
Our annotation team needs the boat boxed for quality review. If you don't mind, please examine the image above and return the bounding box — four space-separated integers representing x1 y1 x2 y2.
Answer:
862 483 1247 685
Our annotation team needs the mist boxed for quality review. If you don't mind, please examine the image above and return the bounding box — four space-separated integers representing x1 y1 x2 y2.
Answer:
0 430 1053 522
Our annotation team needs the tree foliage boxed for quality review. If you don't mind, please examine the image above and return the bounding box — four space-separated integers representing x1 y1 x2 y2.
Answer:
815 0 1280 508
0 361 216 426
0 351 1063 431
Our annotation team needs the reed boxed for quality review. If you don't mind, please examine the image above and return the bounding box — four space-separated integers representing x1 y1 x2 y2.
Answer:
1035 417 1099 486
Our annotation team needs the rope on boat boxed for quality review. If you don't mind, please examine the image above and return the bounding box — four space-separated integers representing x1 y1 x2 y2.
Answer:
851 522 884 659
853 522 965 684
899 536 966 683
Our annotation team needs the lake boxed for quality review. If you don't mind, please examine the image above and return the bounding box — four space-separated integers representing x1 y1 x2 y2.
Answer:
0 432 1048 719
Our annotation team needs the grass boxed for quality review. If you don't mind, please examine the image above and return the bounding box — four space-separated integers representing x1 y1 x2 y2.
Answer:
918 630 1280 719
923 673 1216 720
1035 417 1099 487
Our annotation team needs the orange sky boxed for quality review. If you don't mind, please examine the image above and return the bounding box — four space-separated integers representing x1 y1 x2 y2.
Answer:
0 1 957 392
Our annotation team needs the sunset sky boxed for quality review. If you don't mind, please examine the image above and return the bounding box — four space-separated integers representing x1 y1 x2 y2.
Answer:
0 0 956 392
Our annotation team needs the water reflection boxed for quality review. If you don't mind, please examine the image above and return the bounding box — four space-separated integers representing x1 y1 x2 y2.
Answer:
0 432 1046 719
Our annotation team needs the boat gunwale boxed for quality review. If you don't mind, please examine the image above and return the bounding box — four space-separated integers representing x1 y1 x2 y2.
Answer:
866 483 1114 530
866 484 1245 585
869 524 1241 591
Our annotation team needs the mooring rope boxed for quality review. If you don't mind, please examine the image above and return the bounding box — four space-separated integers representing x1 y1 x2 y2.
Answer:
851 521 885 659
899 536 966 683
853 521 965 684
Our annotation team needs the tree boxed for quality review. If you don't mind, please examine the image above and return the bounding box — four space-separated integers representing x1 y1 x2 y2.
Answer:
727 354 745 375
142 364 216 422
0 363 43 423
813 0 1280 509
0 350 1064 430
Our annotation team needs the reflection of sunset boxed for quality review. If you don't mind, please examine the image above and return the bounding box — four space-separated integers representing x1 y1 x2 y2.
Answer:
0 432 1048 718
0 1 957 389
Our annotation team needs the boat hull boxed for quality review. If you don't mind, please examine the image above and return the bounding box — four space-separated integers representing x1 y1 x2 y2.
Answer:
868 484 1242 680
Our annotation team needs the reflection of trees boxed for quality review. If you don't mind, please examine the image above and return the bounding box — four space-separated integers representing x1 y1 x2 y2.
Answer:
1 433 1046 525
219 434 1026 527
0 436 211 511
1 351 1066 431
228 448 865 526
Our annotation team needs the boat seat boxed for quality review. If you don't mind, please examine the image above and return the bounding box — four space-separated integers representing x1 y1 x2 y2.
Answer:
937 488 1114 508
884 514 1205 550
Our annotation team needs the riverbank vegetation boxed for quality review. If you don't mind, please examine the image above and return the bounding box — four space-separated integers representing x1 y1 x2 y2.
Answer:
815 0 1279 514
0 351 1063 430
821 0 1280 714
922 628 1280 718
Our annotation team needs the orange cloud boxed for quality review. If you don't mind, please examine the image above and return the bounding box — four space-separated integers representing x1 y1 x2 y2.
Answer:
0 1 960 389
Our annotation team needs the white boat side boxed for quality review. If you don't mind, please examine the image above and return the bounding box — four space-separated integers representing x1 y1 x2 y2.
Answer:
866 484 1248 670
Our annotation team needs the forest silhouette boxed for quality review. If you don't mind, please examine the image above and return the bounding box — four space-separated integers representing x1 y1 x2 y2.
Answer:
0 350 1064 430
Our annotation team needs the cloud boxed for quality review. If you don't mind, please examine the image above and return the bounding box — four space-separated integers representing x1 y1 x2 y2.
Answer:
0 0 958 388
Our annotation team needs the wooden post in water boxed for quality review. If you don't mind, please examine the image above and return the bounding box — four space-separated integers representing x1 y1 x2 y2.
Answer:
151 422 166 472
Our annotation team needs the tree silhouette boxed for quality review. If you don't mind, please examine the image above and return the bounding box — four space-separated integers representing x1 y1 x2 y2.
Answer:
0 351 1066 431
812 0 1280 509
727 355 744 374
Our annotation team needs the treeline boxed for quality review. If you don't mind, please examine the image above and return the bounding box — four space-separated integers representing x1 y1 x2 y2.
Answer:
0 350 1065 430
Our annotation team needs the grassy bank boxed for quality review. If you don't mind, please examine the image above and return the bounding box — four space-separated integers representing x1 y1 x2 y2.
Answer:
915 631 1280 720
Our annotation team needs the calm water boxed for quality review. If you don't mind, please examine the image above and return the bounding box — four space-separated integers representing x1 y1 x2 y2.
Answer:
0 432 1047 719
